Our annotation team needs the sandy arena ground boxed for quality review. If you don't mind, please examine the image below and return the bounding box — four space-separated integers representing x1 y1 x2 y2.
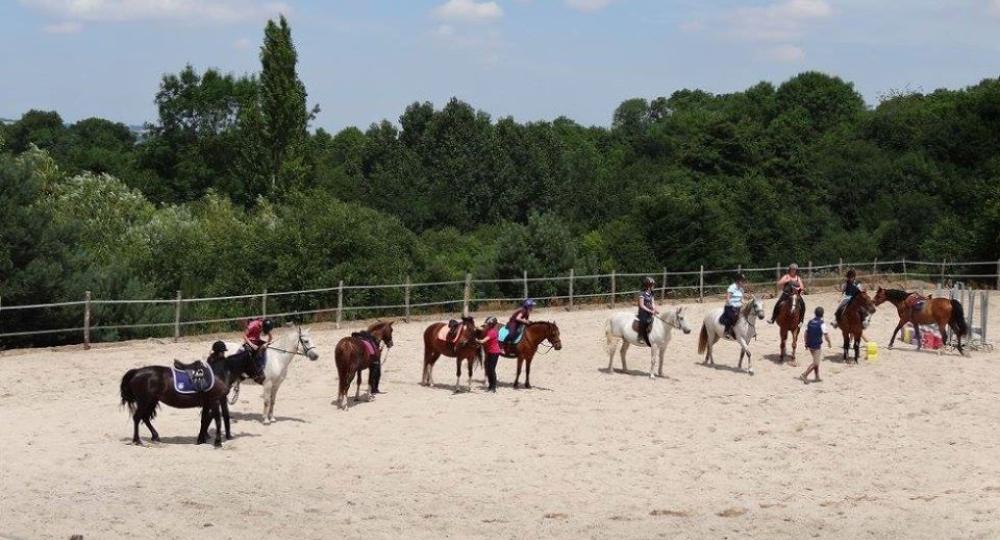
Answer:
2 290 999 539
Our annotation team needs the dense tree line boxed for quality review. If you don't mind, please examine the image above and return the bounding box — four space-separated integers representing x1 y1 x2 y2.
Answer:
1 16 998 344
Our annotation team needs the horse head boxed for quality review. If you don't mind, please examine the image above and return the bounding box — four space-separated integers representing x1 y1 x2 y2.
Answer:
297 327 320 361
369 320 395 348
540 321 562 350
744 295 766 320
661 307 692 334
873 286 887 306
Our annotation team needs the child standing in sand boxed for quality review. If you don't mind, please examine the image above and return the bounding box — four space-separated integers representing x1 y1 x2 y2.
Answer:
801 306 832 383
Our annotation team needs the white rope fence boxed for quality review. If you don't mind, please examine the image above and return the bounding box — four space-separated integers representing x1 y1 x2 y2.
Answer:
1 257 997 348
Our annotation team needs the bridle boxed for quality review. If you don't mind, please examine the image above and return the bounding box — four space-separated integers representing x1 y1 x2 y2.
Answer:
267 327 316 358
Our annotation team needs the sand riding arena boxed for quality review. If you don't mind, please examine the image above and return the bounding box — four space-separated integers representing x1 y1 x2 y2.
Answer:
1 291 999 539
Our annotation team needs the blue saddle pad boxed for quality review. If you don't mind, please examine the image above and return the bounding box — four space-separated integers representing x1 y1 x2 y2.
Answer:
171 366 215 394
498 327 523 344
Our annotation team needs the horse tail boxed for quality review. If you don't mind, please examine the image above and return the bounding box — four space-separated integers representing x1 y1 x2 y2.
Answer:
604 318 616 353
698 324 708 354
120 369 138 415
949 299 969 336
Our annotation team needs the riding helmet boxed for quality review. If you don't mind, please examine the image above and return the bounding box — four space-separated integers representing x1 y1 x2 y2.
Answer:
643 276 656 288
523 299 536 308
846 268 857 279
735 273 747 282
212 341 227 354
789 263 799 271
484 316 498 326
262 318 275 333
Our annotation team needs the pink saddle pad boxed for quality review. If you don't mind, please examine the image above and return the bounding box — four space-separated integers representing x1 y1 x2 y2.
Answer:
361 339 376 357
437 325 453 342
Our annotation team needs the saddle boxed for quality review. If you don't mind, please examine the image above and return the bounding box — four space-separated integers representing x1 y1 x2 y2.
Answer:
171 360 214 394
352 331 379 359
904 293 928 312
631 318 653 334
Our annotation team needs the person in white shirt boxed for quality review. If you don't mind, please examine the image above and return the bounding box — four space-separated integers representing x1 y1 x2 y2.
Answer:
723 274 747 339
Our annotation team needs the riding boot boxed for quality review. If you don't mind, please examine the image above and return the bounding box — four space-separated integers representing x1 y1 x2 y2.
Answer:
768 301 781 324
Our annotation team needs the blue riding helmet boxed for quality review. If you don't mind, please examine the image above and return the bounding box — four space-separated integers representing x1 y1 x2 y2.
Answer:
522 299 536 309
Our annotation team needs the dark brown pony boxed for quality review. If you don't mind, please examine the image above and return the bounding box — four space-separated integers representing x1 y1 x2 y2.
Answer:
835 290 877 363
119 354 261 447
421 317 480 391
504 321 562 389
873 287 968 355
334 321 395 409
776 287 805 365
207 351 266 439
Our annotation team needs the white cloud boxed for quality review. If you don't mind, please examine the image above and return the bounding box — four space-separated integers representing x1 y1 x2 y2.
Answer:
233 37 253 50
433 0 503 24
564 0 615 12
761 44 805 62
43 20 82 33
727 0 832 42
19 0 290 24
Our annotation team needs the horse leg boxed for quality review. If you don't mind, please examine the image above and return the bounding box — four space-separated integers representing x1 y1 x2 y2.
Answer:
649 345 657 380
140 401 159 442
525 357 532 389
854 336 860 364
514 357 523 389
467 357 474 392
212 401 223 447
740 338 754 375
619 341 630 372
268 384 279 421
842 332 849 361
197 406 210 445
221 399 232 439
657 346 666 378
260 380 274 426
132 404 145 445
355 369 363 402
455 357 463 392
780 328 786 363
888 321 904 349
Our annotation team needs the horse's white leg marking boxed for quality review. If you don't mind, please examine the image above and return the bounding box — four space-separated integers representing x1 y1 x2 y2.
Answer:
268 383 279 422
261 380 273 424
657 346 666 377
620 341 630 372
649 345 657 379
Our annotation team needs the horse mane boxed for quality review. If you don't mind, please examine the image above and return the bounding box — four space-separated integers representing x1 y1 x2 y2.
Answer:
884 289 909 303
367 320 393 333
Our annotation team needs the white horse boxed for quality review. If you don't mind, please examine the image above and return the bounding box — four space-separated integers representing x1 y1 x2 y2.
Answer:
697 296 765 375
605 307 692 379
228 326 319 424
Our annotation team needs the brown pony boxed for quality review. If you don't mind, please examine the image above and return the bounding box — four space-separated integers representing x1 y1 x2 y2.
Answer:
421 317 480 391
836 290 877 363
334 321 395 409
504 321 562 389
776 286 805 365
873 287 968 355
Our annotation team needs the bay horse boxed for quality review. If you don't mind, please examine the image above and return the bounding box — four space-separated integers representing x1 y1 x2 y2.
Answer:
873 287 968 355
334 321 394 409
698 295 765 375
119 353 261 447
604 307 692 379
504 321 562 389
775 285 805 365
835 290 877 363
421 317 481 391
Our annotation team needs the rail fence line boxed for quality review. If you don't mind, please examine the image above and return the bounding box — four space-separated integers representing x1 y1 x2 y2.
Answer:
1 257 998 348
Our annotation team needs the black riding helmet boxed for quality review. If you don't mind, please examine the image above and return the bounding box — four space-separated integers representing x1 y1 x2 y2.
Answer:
262 318 275 333
211 341 227 354
846 268 857 279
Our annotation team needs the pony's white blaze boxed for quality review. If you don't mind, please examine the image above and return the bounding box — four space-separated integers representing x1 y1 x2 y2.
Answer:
604 307 692 379
698 297 765 375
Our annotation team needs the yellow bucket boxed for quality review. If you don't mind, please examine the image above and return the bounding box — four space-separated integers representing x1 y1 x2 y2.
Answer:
902 325 912 344
866 341 879 362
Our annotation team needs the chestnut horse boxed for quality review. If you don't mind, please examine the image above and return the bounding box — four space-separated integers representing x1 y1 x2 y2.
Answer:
776 286 805 365
835 290 877 363
504 321 562 389
421 317 480 391
119 354 261 447
334 321 395 409
873 287 968 355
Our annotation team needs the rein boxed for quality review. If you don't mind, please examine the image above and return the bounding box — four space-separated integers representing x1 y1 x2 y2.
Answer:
267 329 315 358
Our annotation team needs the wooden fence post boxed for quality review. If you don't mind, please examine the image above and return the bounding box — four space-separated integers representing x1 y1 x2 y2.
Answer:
660 267 667 301
83 290 91 350
261 289 268 319
336 280 344 329
902 258 908 288
776 262 781 280
568 268 575 311
940 259 946 287
610 270 616 309
873 257 878 277
523 270 528 301
173 290 182 342
699 265 705 303
807 261 813 290
404 276 411 322
996 260 999 290
838 257 843 275
463 272 471 317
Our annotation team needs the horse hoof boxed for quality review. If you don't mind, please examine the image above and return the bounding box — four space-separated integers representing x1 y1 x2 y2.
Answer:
262 419 271 425
649 373 656 380
214 440 223 448
748 370 754 376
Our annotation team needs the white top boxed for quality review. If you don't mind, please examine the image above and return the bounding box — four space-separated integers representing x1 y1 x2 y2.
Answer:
726 283 744 308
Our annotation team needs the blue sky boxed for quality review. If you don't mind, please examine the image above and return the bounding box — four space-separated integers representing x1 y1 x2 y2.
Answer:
2 0 999 132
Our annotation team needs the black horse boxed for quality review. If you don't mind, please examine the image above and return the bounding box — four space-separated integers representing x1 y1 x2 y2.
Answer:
119 345 263 447
206 342 265 438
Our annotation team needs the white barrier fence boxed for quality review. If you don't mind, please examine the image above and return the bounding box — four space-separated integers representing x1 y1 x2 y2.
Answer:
1 258 998 348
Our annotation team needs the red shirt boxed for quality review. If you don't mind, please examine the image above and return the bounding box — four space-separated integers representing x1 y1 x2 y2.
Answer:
245 319 264 346
484 327 502 355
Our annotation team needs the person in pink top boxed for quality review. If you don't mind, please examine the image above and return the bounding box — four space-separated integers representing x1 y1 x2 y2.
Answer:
477 316 503 392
